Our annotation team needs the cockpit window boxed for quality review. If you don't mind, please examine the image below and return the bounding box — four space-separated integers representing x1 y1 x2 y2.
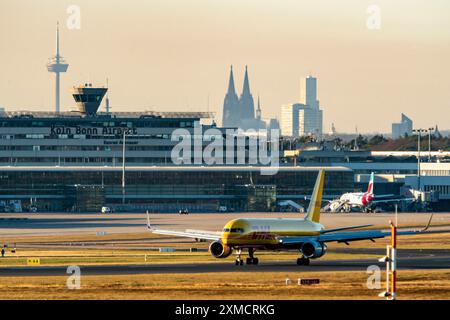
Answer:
223 227 244 233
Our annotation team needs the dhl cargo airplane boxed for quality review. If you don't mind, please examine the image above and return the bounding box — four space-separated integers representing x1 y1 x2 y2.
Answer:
147 170 434 266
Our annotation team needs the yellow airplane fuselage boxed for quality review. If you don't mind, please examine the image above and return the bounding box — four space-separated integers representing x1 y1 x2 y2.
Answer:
221 218 324 248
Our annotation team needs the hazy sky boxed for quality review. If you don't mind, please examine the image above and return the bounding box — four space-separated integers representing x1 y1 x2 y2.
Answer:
1 0 449 133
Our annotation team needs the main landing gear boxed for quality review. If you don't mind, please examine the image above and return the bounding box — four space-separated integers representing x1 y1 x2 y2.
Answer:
246 248 259 265
296 256 310 266
234 248 259 265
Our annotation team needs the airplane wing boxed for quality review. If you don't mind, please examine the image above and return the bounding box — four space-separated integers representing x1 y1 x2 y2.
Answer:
279 229 421 245
320 224 373 234
279 215 435 246
373 194 395 199
371 198 415 204
146 212 221 241
304 195 336 201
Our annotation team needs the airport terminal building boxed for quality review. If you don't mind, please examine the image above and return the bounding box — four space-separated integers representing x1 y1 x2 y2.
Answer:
2 99 449 212
0 111 353 211
0 85 354 212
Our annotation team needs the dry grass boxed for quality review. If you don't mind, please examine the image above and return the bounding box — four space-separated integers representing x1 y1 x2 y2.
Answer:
1 270 449 300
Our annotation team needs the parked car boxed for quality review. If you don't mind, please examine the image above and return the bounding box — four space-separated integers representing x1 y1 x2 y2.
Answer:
178 208 189 215
101 206 112 214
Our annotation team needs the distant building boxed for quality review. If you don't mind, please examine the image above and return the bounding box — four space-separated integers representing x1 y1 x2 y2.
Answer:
433 125 441 138
392 113 413 139
221 66 266 130
268 118 280 131
280 76 323 137
329 123 337 136
249 95 268 130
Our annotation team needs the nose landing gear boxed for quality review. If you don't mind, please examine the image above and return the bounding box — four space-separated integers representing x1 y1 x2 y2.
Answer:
235 248 243 265
234 248 259 265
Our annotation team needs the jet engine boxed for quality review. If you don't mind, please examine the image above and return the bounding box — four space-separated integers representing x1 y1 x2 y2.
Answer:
301 241 327 259
209 241 232 258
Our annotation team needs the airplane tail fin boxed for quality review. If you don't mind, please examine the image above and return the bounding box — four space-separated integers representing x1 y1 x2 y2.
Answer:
367 172 374 195
305 170 325 223
146 211 153 230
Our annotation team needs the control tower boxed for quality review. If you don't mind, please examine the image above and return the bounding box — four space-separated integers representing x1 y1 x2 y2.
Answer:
47 22 69 113
72 84 108 115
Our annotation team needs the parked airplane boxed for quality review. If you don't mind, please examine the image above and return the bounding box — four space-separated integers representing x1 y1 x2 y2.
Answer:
147 170 434 266
325 172 408 213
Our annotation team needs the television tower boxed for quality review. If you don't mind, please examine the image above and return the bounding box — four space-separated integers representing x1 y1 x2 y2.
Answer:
47 22 69 113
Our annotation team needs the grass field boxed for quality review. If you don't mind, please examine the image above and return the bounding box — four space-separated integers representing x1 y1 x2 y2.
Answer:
1 269 449 300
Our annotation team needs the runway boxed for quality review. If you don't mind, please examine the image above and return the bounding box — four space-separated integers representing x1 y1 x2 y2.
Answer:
1 254 449 277
2 212 450 237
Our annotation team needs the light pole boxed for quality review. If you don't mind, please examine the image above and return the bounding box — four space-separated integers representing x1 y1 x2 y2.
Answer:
428 127 434 162
413 128 428 191
122 131 126 205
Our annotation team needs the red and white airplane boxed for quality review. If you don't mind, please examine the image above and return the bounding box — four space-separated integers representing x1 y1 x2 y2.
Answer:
326 172 407 213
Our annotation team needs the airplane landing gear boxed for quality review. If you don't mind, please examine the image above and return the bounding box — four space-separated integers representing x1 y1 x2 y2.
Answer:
235 248 243 265
246 248 259 265
296 256 310 266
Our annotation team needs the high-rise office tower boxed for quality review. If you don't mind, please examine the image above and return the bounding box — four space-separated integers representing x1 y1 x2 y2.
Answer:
281 76 323 137
300 76 319 109
392 113 413 138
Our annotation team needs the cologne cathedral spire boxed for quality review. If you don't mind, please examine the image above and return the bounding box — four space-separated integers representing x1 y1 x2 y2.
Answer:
222 65 240 127
239 65 255 120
